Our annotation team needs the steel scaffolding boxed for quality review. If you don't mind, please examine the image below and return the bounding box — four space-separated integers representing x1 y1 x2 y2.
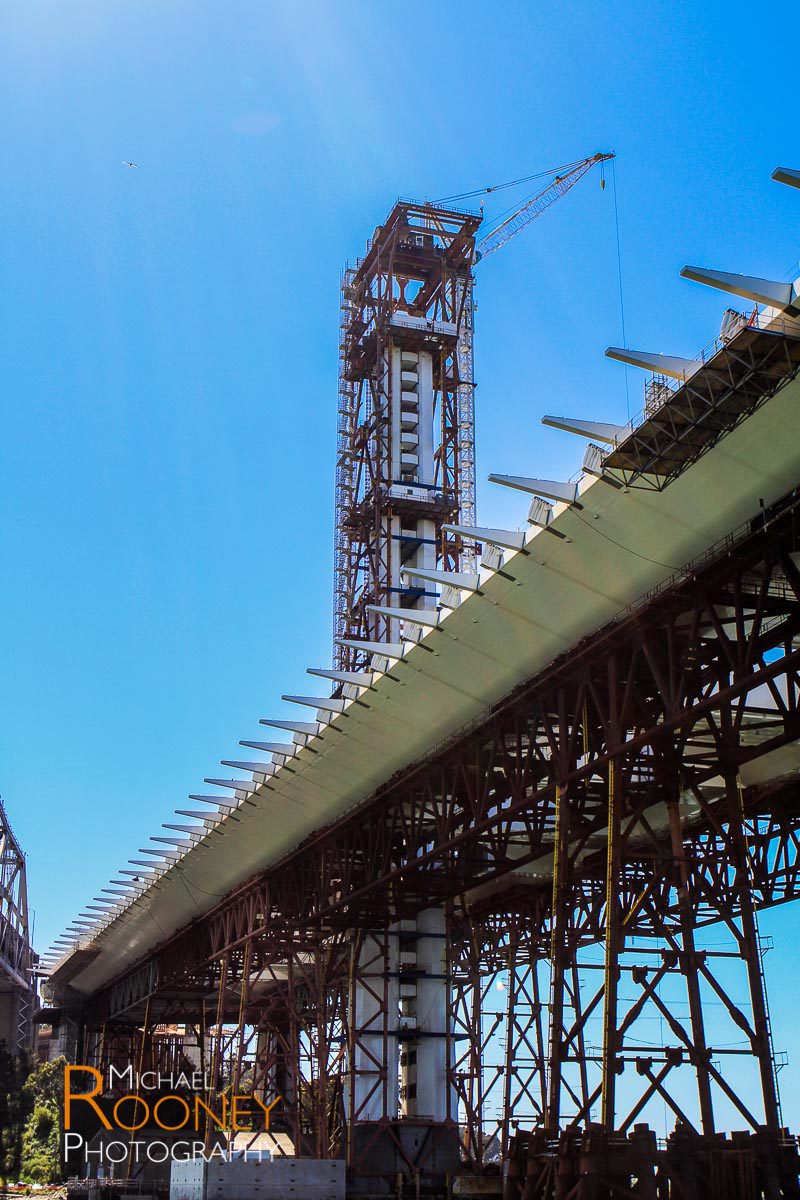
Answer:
333 201 481 675
71 477 800 1195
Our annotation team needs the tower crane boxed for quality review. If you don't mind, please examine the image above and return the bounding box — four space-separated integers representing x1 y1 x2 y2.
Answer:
440 151 615 262
476 152 614 260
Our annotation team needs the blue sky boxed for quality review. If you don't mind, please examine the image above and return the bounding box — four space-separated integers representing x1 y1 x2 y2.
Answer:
2 0 799 1120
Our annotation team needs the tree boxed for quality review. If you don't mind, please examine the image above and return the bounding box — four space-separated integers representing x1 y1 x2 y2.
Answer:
18 1057 66 1185
0 1042 29 1184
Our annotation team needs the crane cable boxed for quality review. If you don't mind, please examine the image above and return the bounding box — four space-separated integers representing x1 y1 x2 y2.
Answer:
478 161 602 238
438 150 630 416
610 157 631 421
477 159 605 259
433 156 596 205
445 152 630 422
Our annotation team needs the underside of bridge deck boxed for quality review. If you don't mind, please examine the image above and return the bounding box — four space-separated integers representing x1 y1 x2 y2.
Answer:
50 479 800 1197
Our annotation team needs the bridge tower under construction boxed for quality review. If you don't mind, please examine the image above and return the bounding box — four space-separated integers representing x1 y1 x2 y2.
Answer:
334 201 482 675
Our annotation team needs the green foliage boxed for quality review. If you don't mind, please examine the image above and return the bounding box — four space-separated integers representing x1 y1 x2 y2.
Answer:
19 1058 66 1185
23 1058 66 1112
20 1102 61 1184
0 1043 29 1184
0 1052 67 1186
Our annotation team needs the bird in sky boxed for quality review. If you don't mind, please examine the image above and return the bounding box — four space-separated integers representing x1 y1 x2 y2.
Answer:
122 161 139 168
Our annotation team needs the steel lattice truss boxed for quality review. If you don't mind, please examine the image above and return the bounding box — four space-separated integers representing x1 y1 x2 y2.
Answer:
0 800 34 1052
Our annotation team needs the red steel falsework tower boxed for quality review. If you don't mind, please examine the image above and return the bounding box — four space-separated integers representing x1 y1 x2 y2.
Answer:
334 201 481 677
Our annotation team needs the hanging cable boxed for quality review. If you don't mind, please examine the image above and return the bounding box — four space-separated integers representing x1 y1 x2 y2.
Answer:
611 159 631 421
572 507 684 572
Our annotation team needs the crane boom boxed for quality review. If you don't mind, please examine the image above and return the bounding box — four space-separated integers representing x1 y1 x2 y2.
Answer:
476 152 614 262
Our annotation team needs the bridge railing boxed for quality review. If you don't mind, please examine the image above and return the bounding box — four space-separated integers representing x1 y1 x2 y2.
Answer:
623 310 799 433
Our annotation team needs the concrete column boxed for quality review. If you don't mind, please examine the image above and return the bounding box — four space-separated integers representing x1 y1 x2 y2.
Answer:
416 350 434 486
349 927 400 1124
0 991 18 1048
399 907 453 1122
50 1009 80 1062
395 348 438 616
